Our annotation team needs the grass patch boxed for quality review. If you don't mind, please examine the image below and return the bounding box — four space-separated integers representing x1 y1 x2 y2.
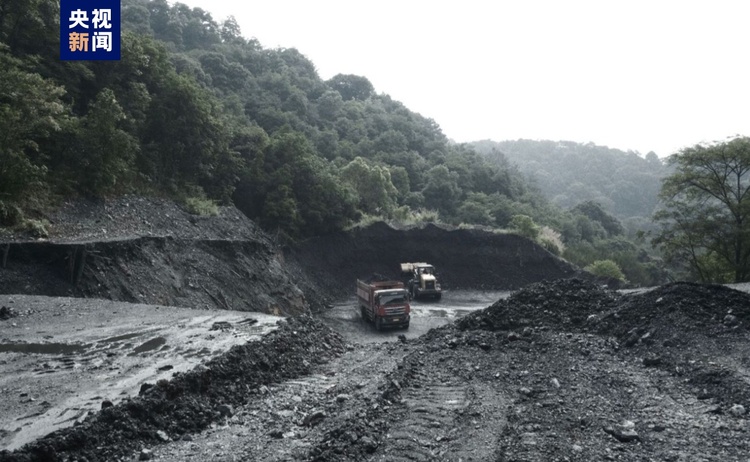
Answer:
183 196 219 216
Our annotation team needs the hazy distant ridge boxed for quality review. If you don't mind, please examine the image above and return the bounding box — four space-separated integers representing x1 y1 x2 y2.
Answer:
472 139 669 220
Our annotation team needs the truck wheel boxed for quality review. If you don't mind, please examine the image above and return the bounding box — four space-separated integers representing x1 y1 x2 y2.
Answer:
360 306 367 321
402 322 410 330
435 293 442 301
375 316 383 331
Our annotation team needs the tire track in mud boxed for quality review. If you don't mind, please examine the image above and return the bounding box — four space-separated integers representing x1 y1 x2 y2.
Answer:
378 372 469 461
371 341 508 462
149 342 412 462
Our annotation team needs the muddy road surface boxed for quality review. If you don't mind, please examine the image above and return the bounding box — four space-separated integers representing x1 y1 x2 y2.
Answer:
0 295 281 451
5 279 750 462
322 290 510 343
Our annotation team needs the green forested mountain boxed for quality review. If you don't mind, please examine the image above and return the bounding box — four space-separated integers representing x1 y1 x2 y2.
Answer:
472 139 669 223
1 0 671 285
0 0 546 239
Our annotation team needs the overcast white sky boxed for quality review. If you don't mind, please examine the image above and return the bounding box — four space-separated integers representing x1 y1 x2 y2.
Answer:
174 0 749 156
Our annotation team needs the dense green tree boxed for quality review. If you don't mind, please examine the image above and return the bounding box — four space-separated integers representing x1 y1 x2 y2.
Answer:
373 130 409 154
141 74 229 193
234 129 356 238
294 155 357 235
571 201 624 237
510 215 540 240
654 137 750 282
585 260 626 282
0 0 58 56
326 74 375 101
313 129 340 160
73 88 139 195
122 1 154 35
422 165 462 216
456 193 494 226
339 157 398 215
220 16 242 43
316 90 344 121
0 47 65 199
198 51 253 93
388 166 410 201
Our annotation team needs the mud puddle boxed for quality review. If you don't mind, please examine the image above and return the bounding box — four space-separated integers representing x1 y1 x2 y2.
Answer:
0 343 90 355
322 290 510 343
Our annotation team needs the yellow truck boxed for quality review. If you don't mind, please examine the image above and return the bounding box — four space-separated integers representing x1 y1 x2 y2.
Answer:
400 262 442 300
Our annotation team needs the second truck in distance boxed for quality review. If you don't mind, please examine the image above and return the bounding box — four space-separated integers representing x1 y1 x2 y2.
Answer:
400 262 442 300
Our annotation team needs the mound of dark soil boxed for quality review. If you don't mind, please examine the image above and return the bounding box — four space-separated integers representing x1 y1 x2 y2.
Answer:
0 316 345 462
597 282 750 409
1 196 260 244
457 278 619 332
289 222 581 301
597 282 750 342
459 278 750 418
1 196 310 315
457 279 750 344
311 279 750 461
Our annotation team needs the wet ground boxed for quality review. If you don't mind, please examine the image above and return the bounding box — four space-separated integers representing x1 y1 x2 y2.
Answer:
322 290 510 343
4 281 750 462
0 295 281 451
0 290 505 458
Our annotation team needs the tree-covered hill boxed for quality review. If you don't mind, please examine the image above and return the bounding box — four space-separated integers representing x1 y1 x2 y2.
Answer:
472 139 670 223
1 0 673 285
1 0 548 240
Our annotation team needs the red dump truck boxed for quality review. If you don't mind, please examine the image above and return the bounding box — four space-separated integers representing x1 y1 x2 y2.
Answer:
356 279 411 330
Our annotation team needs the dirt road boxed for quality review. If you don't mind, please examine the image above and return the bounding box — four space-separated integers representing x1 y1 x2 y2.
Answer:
4 280 750 461
141 280 750 462
139 291 512 460
321 290 510 343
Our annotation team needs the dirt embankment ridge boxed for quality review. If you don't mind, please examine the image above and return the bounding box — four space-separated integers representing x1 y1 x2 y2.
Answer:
0 315 346 462
2 199 581 314
288 221 581 302
311 279 750 461
0 197 307 315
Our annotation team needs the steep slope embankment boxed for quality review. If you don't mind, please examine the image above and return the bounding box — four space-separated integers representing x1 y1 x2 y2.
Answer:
288 221 581 302
2 201 582 316
0 197 306 315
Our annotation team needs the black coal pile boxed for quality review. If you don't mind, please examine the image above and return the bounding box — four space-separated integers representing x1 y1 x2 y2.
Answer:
0 315 345 462
597 282 750 343
456 278 750 413
457 279 750 418
596 282 750 408
299 279 750 462
457 278 619 332
360 273 393 284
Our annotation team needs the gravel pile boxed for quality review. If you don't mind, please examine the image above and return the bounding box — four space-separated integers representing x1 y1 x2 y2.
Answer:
456 278 618 332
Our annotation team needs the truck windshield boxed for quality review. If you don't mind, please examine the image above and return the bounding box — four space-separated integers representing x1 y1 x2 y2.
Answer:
379 292 407 305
